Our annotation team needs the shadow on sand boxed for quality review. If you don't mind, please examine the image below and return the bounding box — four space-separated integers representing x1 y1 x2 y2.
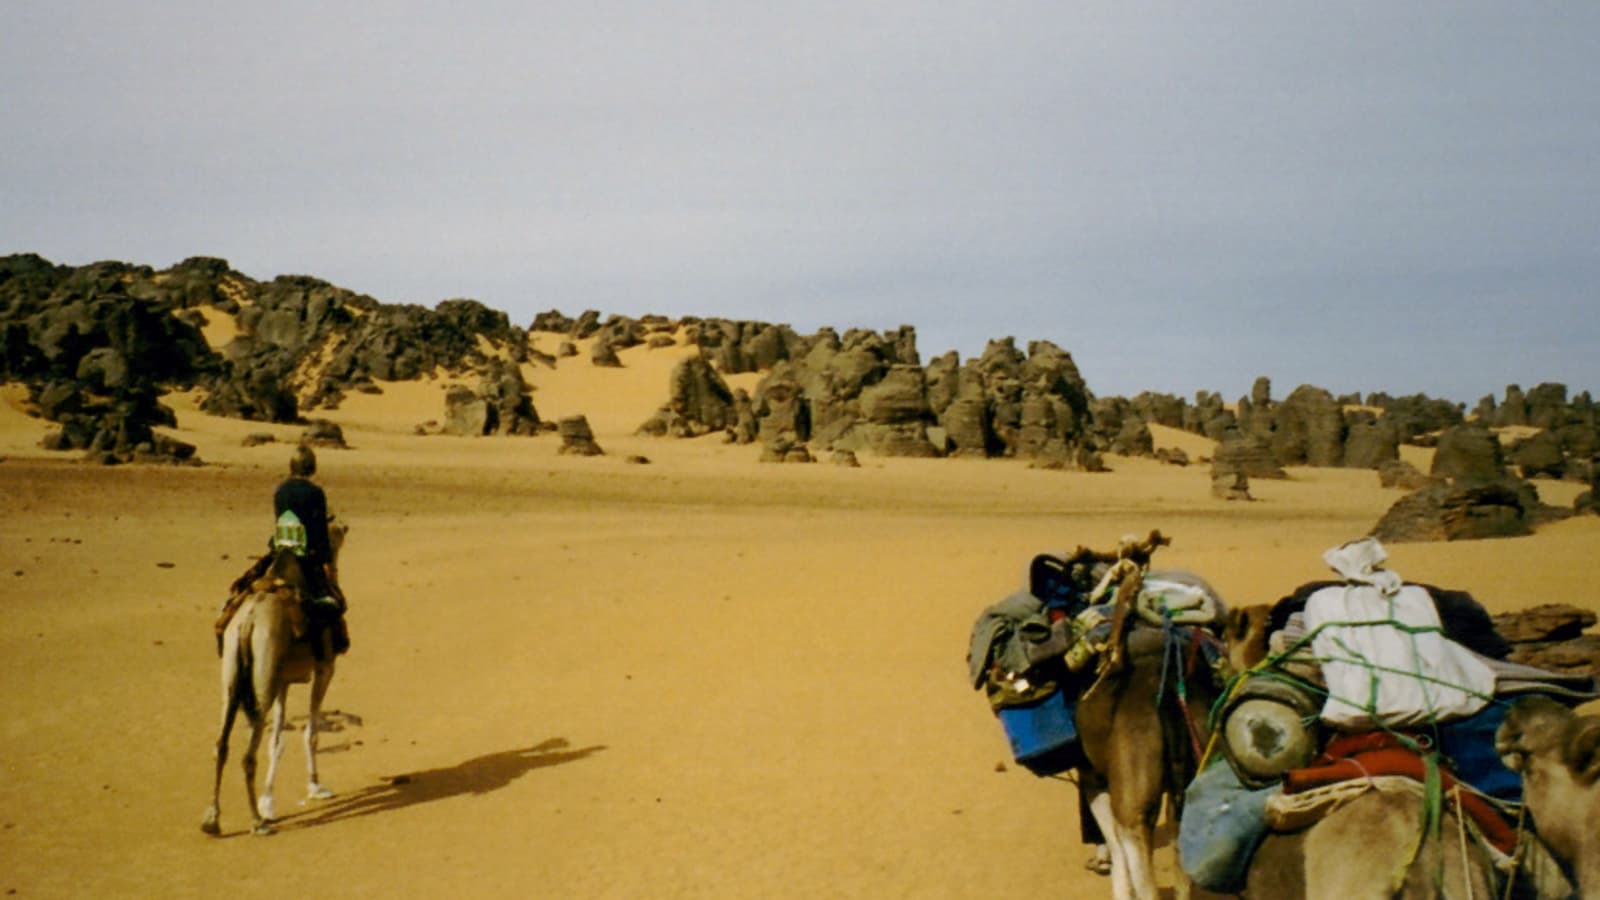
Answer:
271 737 606 832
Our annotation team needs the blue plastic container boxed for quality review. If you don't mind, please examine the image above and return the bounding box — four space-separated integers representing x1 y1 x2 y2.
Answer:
1439 702 1522 802
997 689 1080 775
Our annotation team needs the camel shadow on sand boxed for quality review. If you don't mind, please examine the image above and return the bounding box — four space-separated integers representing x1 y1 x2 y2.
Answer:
269 737 606 832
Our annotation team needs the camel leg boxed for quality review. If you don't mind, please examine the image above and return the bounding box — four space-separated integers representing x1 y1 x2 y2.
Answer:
244 627 278 836
1087 789 1157 900
1087 785 1159 900
303 662 335 802
1087 791 1127 899
241 709 273 836
1109 819 1155 900
201 639 242 835
256 692 288 822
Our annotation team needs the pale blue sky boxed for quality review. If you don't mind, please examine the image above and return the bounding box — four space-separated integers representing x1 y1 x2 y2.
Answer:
5 1 1597 404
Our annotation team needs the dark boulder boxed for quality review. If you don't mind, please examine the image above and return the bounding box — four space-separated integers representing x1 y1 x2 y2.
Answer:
443 386 490 436
1212 431 1287 480
1343 417 1400 469
1430 424 1506 482
1492 604 1597 644
637 356 735 438
856 365 941 457
301 419 348 448
1372 476 1565 543
1270 385 1345 467
557 415 604 456
1377 459 1433 491
1507 430 1566 480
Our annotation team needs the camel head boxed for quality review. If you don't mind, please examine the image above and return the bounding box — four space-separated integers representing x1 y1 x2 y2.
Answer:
1222 604 1274 673
1497 695 1600 785
1497 694 1600 893
330 518 348 561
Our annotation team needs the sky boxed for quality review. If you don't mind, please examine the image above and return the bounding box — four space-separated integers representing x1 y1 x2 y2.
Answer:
4 1 1598 405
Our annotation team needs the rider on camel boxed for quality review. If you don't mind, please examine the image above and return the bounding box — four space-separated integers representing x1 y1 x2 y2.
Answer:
215 445 350 658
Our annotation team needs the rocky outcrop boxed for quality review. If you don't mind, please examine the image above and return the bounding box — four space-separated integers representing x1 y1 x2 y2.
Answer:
633 330 1099 464
1493 605 1600 677
977 338 1096 466
1366 392 1467 443
1430 424 1507 482
301 419 348 448
1 255 554 461
1371 476 1567 543
752 363 812 449
636 354 738 438
1377 459 1433 491
1212 431 1287 480
1 256 214 463
475 359 542 436
855 365 941 457
1269 385 1346 467
759 436 814 463
557 415 603 456
1507 430 1567 479
443 386 490 436
1481 383 1599 476
1342 415 1400 469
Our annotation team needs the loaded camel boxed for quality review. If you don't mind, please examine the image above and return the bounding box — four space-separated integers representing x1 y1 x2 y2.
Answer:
1067 532 1225 900
1218 601 1505 899
201 520 346 836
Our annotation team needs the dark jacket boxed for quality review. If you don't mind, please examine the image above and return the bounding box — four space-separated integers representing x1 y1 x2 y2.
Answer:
273 477 332 596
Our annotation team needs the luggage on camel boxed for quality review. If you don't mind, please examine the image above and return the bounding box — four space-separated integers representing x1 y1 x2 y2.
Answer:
968 533 1228 777
1179 757 1277 892
1304 538 1496 729
1192 537 1594 897
969 556 1088 776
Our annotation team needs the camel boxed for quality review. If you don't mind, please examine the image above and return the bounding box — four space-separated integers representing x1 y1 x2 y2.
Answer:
1496 694 1600 897
1068 532 1225 900
1241 783 1499 899
201 523 345 836
1216 602 1513 898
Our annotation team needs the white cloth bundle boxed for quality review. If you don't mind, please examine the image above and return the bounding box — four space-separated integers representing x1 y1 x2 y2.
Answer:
1305 539 1494 729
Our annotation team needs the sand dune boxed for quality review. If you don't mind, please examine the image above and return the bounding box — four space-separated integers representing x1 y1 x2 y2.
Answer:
2 349 1596 898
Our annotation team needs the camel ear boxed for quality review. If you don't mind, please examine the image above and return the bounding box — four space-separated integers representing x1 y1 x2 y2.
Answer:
1564 718 1600 785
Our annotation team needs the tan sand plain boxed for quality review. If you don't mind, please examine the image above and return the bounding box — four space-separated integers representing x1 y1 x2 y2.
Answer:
2 342 1598 899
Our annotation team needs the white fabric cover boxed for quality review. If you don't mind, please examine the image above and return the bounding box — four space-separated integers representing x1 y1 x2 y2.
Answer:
1135 570 1224 626
1304 581 1495 729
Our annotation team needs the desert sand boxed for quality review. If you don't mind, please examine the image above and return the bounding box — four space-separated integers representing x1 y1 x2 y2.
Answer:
2 340 1597 899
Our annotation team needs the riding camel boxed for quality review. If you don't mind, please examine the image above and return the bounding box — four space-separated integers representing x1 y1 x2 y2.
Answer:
201 522 346 836
1068 532 1226 900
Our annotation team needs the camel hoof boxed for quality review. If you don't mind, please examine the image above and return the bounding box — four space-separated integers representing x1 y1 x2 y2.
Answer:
256 798 276 821
305 784 334 802
251 821 276 836
200 816 221 836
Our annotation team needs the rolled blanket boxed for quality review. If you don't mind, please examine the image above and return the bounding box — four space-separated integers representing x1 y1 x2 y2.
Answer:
1282 731 1518 853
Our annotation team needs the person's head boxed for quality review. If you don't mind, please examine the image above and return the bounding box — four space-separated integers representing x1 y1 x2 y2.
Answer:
289 445 318 478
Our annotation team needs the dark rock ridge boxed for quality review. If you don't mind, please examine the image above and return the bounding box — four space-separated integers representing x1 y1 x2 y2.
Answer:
1102 378 1598 482
629 328 1103 466
2 254 546 462
7 253 1597 518
1 255 214 463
